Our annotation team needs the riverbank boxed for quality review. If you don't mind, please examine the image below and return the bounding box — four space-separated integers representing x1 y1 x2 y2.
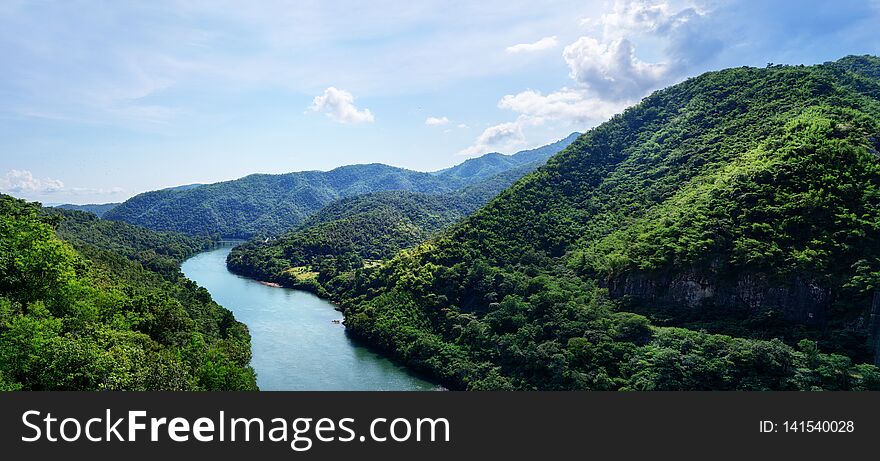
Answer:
182 246 438 391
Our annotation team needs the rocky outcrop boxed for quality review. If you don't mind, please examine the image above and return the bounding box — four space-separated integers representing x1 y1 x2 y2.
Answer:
607 267 880 365
607 268 832 327
870 292 880 365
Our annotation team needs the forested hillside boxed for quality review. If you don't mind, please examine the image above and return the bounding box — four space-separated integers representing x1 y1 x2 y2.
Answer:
227 191 472 294
226 151 559 294
46 207 215 278
0 195 256 390
326 56 880 390
104 136 578 238
432 132 580 183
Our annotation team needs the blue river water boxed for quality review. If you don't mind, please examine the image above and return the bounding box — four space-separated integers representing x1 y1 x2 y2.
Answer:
181 246 437 391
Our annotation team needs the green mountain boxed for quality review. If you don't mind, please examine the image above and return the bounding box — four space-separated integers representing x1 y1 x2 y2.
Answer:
432 132 581 183
104 136 578 239
226 148 563 294
0 195 256 390
327 56 880 390
46 207 215 278
55 203 119 218
226 191 472 294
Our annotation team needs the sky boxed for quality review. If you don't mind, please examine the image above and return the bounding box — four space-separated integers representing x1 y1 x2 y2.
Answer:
1 0 879 204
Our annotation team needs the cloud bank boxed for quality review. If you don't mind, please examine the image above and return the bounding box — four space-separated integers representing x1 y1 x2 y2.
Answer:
459 0 724 157
309 87 375 124
506 36 559 53
0 169 124 200
0 169 64 194
425 116 449 126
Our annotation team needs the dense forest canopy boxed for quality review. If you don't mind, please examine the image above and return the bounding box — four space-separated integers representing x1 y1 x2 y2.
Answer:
226 154 559 294
47 207 215 279
227 191 473 295
308 56 880 390
0 195 256 390
103 134 579 239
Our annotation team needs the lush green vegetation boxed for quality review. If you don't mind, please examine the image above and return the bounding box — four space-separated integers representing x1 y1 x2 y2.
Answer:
226 152 561 294
431 132 580 183
227 191 473 294
321 56 880 390
105 135 578 239
0 195 256 390
47 207 215 279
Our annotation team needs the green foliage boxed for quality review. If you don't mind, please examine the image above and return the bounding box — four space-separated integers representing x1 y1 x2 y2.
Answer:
227 191 471 292
104 135 578 238
226 148 571 293
322 56 880 390
0 195 256 390
47 207 215 278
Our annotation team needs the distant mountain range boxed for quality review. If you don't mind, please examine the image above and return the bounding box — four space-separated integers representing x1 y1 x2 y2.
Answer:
104 133 580 238
224 147 563 294
54 202 120 218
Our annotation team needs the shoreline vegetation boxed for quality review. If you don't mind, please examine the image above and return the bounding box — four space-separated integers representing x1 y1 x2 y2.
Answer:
0 198 257 390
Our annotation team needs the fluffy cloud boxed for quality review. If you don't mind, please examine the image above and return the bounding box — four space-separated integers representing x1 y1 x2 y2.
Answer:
457 117 542 157
457 122 522 156
562 37 672 101
564 1 718 101
595 0 686 36
309 87 375 124
463 0 720 158
506 36 559 53
0 169 125 199
499 88 627 124
0 169 64 194
425 116 449 126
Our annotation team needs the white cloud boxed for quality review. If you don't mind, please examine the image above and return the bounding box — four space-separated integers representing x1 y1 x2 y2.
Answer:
595 0 684 37
0 169 64 194
506 36 559 53
458 122 524 157
425 116 449 126
457 116 543 157
563 36 671 101
485 0 720 150
309 87 375 124
498 88 625 124
457 123 468 129
0 169 124 198
563 1 718 101
459 1 720 158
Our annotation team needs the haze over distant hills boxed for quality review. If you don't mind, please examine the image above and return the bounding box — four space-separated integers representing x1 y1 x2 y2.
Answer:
104 133 580 238
54 203 120 218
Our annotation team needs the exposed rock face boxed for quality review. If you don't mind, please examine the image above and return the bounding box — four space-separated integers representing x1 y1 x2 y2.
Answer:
870 292 880 365
607 268 833 327
608 268 880 366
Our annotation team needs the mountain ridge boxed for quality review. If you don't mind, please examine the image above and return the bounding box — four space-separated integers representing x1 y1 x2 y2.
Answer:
324 55 880 390
104 134 579 238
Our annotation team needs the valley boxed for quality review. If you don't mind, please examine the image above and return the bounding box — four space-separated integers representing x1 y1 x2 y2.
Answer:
5 57 880 391
182 245 436 391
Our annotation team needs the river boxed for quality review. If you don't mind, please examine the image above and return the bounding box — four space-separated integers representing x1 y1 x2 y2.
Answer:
181 246 437 391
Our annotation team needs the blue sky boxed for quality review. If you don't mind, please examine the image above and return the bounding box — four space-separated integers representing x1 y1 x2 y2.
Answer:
1 0 879 204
